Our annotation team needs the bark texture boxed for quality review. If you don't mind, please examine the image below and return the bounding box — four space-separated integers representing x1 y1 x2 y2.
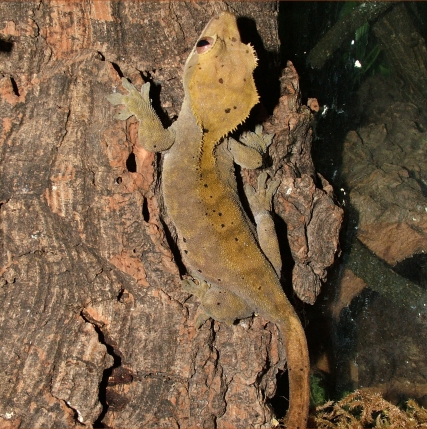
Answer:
0 2 341 428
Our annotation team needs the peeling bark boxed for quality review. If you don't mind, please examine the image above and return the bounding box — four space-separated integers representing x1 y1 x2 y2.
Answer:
251 63 343 305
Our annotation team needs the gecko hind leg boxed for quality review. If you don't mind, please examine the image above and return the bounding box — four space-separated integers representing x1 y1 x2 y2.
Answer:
182 279 253 328
244 172 282 276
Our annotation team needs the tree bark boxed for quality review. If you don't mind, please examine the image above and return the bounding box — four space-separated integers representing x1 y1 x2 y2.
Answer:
0 2 341 428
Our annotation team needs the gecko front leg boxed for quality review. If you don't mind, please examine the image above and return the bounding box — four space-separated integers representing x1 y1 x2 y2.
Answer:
227 124 274 169
107 78 175 152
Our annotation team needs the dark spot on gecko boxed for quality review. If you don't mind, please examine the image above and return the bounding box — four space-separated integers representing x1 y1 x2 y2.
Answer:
216 302 221 306
218 213 222 216
212 209 216 212
204 183 208 188
243 78 246 82
258 286 262 290
231 37 237 42
115 177 122 184
217 279 221 282
235 237 238 241
233 106 237 109
210 195 213 198
221 224 225 228
203 128 209 133
198 269 202 273
219 78 223 84
184 250 188 254
225 108 231 114
183 238 187 243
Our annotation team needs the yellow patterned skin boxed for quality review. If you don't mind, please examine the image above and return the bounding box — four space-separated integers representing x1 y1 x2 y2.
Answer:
108 12 309 428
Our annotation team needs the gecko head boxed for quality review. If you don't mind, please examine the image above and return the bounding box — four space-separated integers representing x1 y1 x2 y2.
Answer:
184 12 259 141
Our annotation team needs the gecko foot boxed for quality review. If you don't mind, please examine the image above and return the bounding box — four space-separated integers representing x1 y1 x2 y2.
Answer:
244 171 280 217
182 279 211 328
227 125 275 169
182 278 252 327
239 125 274 155
106 78 151 121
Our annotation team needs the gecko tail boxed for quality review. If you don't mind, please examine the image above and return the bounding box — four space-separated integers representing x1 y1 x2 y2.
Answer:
277 317 310 429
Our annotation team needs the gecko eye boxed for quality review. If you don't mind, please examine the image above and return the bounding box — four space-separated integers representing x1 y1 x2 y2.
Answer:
196 37 214 54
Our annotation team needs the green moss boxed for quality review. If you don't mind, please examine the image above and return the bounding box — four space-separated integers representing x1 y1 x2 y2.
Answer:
310 373 328 408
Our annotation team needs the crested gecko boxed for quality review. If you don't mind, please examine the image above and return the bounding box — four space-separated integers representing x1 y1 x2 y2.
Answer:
107 12 310 428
